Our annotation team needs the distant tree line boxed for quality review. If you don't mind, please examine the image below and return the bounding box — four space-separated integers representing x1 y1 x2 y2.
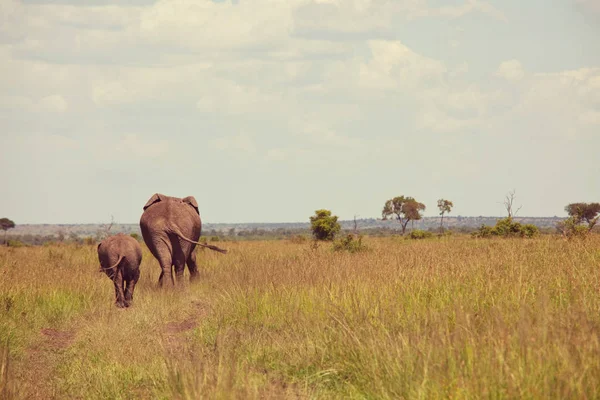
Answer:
2 196 599 247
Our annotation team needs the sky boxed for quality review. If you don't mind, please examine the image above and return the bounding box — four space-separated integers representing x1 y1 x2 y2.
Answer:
0 0 599 224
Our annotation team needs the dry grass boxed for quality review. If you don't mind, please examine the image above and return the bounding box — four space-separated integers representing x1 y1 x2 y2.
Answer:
1 235 600 399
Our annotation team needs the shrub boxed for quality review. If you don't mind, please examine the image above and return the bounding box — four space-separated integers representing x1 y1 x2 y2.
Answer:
472 218 539 239
310 209 341 241
333 234 367 253
521 224 539 238
130 233 141 241
407 230 433 240
557 217 589 239
6 240 25 247
472 225 494 238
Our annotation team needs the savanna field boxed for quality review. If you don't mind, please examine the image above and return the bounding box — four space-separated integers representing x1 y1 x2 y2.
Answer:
1 236 600 399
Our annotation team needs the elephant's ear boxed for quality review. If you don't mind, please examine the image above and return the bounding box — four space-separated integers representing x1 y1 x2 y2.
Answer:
183 196 199 214
143 193 163 210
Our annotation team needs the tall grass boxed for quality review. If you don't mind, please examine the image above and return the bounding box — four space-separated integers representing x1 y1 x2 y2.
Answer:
1 236 599 398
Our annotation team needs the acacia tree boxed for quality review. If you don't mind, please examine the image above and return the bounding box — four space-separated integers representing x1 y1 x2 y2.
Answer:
0 218 16 246
437 199 454 233
382 196 426 235
310 209 341 241
565 202 600 231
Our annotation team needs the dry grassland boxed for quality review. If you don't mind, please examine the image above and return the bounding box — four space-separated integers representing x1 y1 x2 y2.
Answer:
1 236 599 399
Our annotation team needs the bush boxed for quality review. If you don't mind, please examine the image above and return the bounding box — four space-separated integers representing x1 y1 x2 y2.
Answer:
130 233 141 241
310 209 341 241
333 234 367 253
521 224 539 238
407 230 433 240
6 240 26 247
472 225 494 238
557 217 589 239
472 218 538 239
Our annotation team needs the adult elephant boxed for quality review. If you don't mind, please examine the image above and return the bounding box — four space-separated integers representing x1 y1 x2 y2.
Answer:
139 193 227 286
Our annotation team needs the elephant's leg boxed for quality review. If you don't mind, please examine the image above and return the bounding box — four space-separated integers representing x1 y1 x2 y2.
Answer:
156 254 174 287
186 249 200 282
174 263 185 283
148 237 174 287
173 254 187 284
124 269 140 307
113 268 126 308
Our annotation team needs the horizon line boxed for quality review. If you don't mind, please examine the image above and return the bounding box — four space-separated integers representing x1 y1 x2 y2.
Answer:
11 215 567 226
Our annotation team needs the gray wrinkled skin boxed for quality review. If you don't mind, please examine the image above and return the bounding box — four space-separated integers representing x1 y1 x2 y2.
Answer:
139 193 204 286
97 233 142 308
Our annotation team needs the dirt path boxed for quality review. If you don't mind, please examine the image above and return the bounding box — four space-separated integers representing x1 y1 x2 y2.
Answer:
162 299 210 354
16 328 76 400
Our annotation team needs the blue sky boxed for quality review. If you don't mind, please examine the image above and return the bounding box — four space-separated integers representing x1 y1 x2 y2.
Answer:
1 0 599 224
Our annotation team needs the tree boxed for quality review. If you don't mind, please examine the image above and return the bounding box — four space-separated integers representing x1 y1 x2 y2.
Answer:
382 196 426 235
437 199 454 234
503 190 522 218
0 218 15 246
310 209 341 241
564 202 600 231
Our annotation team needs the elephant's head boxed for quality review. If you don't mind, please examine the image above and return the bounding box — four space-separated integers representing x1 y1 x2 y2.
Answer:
143 193 199 215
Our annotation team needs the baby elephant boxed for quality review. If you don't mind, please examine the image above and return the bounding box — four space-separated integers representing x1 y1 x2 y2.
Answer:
97 234 142 308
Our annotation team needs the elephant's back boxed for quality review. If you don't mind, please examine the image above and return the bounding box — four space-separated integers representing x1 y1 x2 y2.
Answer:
102 234 141 258
142 201 200 230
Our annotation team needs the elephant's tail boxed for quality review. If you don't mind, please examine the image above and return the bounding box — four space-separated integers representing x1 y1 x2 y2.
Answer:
171 229 228 254
101 254 124 271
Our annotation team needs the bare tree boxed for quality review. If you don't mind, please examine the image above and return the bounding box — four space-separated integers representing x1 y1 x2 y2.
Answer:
503 190 522 218
96 215 115 241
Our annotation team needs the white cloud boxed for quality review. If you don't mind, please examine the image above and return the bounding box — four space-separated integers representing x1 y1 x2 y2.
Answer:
450 62 469 77
0 94 68 113
138 0 298 52
574 0 600 14
0 95 34 110
416 85 496 132
115 134 169 159
496 59 525 81
266 148 287 162
358 40 446 90
579 110 600 125
40 95 68 112
501 67 600 140
34 134 79 151
300 123 364 149
434 0 507 22
293 0 506 40
211 133 257 154
196 80 285 115
92 63 211 106
293 0 395 36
